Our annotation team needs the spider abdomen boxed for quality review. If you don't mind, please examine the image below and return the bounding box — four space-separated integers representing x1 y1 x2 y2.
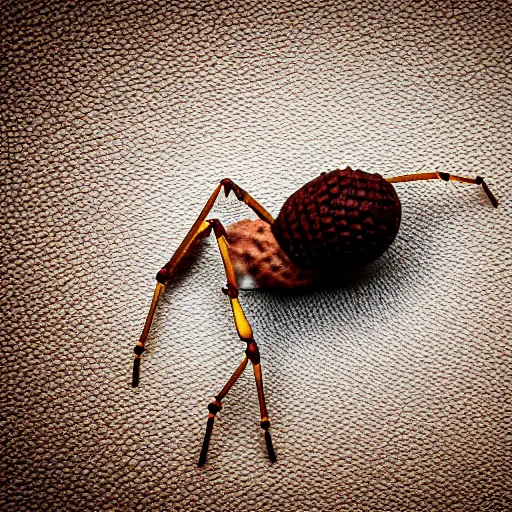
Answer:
271 167 401 271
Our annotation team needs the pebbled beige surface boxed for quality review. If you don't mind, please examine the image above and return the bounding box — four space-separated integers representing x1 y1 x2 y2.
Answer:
2 1 511 510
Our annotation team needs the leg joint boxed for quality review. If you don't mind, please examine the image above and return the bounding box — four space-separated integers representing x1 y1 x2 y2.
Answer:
245 339 261 365
438 172 450 181
207 400 223 414
156 263 171 284
220 178 233 190
209 218 227 239
260 417 270 430
222 284 239 299
133 344 145 356
221 178 246 201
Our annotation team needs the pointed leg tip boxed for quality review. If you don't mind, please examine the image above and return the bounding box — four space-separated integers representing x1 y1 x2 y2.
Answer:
198 449 209 468
197 415 215 468
264 430 277 464
132 359 141 387
481 180 499 208
489 196 499 208
487 191 499 208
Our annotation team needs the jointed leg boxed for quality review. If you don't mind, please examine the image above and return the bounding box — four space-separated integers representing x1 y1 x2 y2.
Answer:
198 355 248 467
386 171 498 208
132 179 274 387
132 220 212 387
198 219 276 467
221 178 275 225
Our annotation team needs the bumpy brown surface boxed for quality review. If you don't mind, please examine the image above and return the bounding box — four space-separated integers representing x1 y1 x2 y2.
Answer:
272 167 402 270
226 219 316 288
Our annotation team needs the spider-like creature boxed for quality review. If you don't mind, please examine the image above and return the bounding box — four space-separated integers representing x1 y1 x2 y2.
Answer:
131 167 498 467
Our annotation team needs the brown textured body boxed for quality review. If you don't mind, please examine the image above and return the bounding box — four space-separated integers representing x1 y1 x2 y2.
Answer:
226 219 316 288
271 167 402 270
134 168 497 466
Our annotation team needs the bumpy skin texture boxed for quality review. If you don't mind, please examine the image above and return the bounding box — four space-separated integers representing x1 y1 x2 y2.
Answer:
227 219 316 288
272 167 402 270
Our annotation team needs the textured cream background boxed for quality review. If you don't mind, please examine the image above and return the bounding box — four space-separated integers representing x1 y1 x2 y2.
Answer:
2 1 511 510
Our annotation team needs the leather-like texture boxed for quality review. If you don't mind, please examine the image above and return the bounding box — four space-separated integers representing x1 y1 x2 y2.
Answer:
2 1 511 510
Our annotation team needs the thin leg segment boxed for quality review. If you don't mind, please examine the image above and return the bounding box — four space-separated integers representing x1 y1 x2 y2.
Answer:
221 178 275 225
132 178 273 387
197 219 276 466
132 220 212 387
386 171 498 208
198 355 249 467
245 340 277 463
132 282 164 387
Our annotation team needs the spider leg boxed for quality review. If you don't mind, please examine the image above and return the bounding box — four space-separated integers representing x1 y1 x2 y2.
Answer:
198 218 276 467
132 179 273 387
132 220 212 387
386 171 498 208
198 355 249 467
